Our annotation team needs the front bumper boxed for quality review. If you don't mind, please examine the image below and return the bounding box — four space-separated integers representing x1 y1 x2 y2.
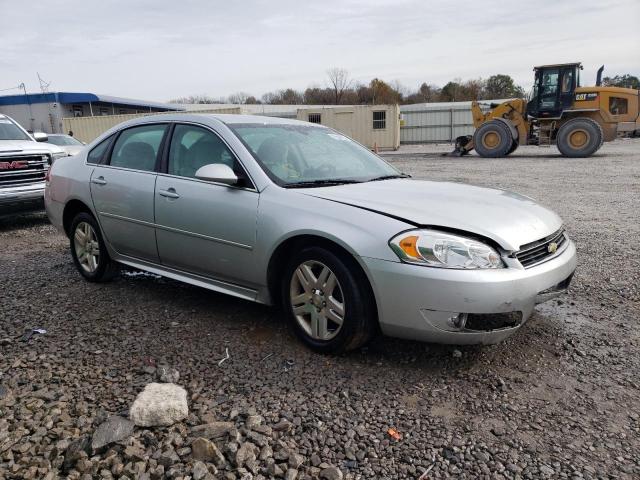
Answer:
0 182 45 217
362 239 577 344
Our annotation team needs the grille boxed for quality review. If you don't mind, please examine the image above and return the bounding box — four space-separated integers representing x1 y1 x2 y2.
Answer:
0 154 49 187
515 229 567 268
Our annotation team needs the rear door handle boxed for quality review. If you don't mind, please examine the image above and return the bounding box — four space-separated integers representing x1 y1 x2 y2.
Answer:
158 188 180 199
91 176 107 186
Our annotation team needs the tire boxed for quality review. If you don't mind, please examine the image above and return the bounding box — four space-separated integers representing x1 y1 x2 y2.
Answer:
505 140 519 155
556 117 603 157
281 246 376 353
69 212 118 282
473 120 514 158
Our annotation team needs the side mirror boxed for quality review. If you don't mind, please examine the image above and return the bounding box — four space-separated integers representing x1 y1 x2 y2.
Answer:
33 132 49 142
195 163 238 186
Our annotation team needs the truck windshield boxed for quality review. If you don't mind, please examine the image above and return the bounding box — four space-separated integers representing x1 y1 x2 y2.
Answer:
0 118 31 141
47 135 83 146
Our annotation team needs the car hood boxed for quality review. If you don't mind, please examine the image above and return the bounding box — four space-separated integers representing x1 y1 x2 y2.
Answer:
0 140 64 155
300 179 563 251
58 145 84 156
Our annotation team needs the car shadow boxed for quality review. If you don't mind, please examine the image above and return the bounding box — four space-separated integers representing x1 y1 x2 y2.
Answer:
112 268 557 375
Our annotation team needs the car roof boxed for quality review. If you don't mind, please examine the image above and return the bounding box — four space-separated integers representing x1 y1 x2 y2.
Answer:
130 113 321 127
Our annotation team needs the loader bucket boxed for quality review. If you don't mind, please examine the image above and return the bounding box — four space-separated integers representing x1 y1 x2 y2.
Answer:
444 135 473 157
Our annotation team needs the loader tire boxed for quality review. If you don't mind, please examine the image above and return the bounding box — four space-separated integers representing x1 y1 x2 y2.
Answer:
556 118 603 157
473 121 513 158
506 140 519 155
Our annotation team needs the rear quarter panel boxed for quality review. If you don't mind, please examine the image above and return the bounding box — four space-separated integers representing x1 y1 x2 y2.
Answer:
45 153 95 232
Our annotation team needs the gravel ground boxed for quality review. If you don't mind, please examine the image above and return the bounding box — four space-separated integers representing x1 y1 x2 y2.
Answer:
1 138 639 479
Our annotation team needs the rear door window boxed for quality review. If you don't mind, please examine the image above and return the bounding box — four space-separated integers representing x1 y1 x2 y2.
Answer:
109 124 167 171
87 136 113 164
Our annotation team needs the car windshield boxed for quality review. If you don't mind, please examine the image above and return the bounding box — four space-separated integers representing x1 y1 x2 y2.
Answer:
47 135 83 146
0 117 31 141
229 123 402 187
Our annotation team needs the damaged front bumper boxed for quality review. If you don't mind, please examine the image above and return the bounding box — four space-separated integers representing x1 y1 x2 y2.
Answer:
362 239 577 345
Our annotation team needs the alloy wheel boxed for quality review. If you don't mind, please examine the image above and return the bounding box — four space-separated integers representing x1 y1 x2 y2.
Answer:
73 221 100 273
289 260 345 341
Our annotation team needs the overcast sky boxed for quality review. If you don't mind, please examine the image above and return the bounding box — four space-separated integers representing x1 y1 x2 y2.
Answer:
1 0 638 102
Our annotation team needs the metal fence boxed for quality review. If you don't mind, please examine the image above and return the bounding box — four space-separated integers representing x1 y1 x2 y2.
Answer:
399 101 506 144
64 101 507 145
63 107 241 144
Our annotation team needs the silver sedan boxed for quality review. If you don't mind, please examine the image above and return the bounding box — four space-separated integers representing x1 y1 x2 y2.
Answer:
45 114 577 352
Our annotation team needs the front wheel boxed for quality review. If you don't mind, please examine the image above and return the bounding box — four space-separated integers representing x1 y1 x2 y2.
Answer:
473 120 514 158
69 212 118 282
282 247 376 353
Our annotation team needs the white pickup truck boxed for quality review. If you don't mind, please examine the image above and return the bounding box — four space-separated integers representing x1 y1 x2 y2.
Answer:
0 114 67 217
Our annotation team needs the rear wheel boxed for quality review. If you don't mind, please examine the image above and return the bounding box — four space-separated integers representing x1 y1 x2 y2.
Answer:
69 212 118 282
556 118 603 157
473 120 514 157
506 140 519 155
282 246 376 353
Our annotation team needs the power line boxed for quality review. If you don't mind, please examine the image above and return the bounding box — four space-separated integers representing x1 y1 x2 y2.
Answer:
0 83 25 93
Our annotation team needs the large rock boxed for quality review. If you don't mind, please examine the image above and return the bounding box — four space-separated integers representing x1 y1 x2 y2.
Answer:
91 416 135 451
129 383 188 427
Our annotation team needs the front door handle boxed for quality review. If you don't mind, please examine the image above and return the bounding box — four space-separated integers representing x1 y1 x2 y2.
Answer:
158 188 180 199
91 176 107 186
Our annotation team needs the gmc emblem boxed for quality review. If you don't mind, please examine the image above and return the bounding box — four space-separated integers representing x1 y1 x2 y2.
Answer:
0 161 28 170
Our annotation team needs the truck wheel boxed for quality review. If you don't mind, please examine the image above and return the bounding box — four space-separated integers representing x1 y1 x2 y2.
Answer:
282 246 376 353
556 118 603 157
473 121 513 157
69 212 118 282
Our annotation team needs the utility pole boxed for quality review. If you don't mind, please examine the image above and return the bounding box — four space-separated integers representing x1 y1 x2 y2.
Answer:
19 82 35 132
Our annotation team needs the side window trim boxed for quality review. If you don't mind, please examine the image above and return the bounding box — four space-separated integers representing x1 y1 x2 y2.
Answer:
159 123 176 175
164 122 256 190
86 134 115 165
104 122 169 172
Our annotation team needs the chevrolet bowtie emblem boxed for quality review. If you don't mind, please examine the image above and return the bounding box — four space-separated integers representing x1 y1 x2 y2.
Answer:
547 242 558 254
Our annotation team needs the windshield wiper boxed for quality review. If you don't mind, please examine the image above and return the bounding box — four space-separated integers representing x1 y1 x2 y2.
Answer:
283 179 363 188
366 173 411 182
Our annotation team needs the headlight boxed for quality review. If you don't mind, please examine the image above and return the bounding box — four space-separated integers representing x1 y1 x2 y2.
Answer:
51 151 68 164
389 229 504 269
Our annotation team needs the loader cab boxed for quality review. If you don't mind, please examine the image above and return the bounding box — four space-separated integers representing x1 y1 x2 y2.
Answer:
527 63 582 118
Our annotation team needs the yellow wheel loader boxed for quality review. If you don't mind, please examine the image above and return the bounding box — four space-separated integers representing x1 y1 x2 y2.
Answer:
451 63 640 158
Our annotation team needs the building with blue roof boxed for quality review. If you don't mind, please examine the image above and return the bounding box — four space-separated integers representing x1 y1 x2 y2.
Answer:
0 92 182 134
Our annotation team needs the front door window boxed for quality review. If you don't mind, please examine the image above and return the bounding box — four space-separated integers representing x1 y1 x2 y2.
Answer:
167 124 251 188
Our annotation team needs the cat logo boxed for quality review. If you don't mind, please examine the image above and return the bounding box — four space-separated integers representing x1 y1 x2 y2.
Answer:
575 92 598 101
547 242 558 254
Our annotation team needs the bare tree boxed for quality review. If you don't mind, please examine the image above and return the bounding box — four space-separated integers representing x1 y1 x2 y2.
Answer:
169 94 224 104
327 68 353 104
227 92 252 104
